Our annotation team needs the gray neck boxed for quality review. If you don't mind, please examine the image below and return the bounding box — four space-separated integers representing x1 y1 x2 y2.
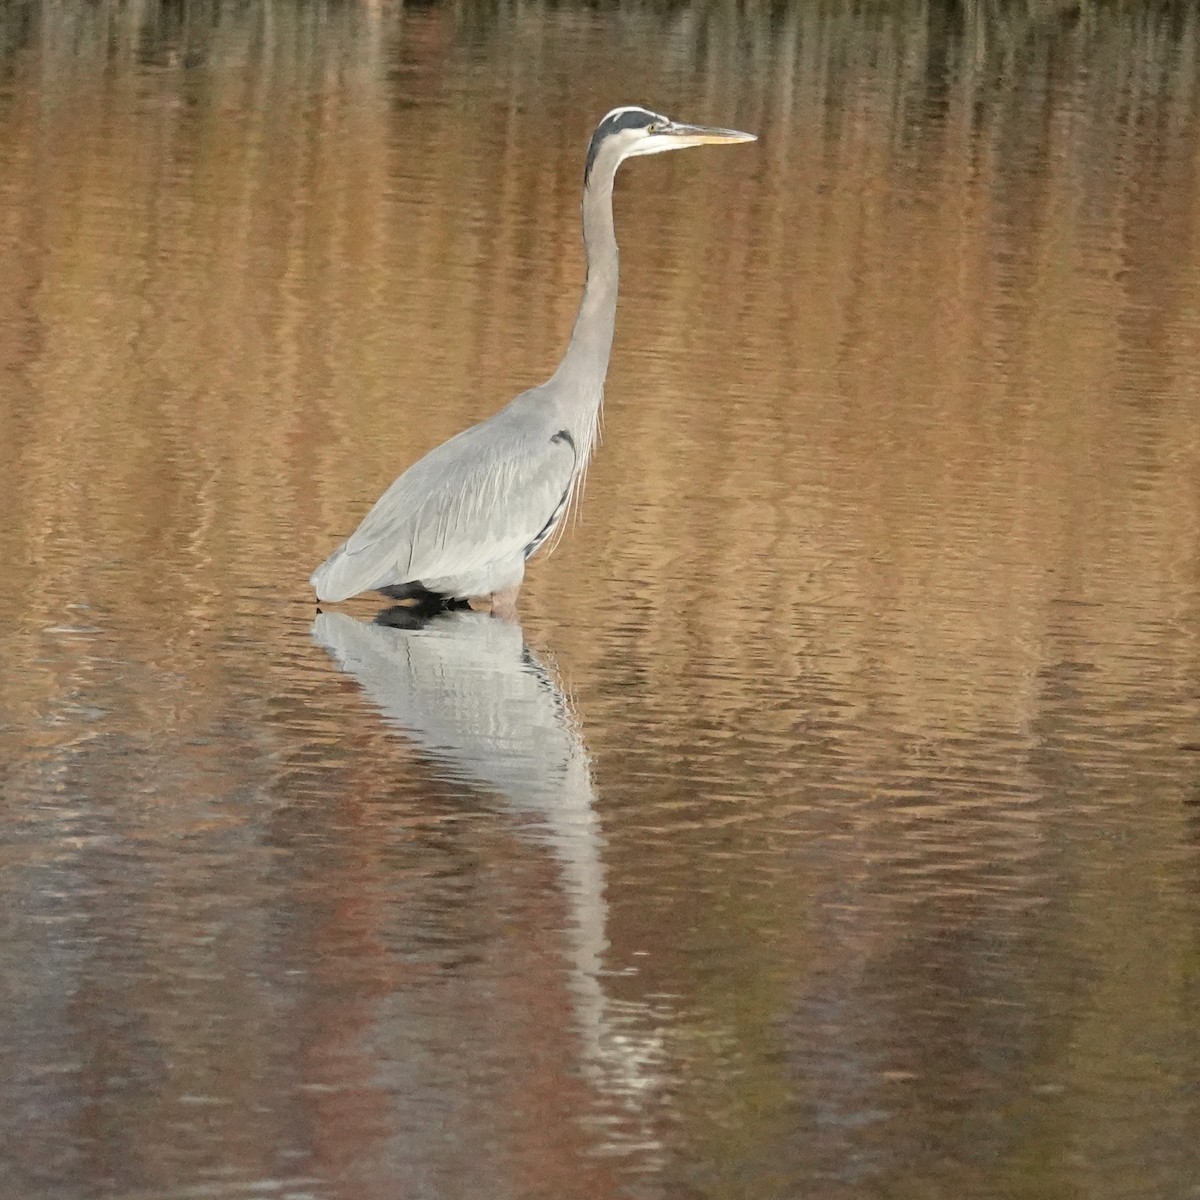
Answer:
550 158 619 398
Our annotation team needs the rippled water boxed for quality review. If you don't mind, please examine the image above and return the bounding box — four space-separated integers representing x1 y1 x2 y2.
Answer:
2 3 1200 1198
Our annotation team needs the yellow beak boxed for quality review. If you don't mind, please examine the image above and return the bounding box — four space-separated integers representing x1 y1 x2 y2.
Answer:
663 121 758 147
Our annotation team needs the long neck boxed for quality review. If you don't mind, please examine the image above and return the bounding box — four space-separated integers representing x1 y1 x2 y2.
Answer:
550 161 620 395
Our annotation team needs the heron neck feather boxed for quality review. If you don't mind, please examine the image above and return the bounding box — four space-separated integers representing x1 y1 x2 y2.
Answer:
550 158 620 423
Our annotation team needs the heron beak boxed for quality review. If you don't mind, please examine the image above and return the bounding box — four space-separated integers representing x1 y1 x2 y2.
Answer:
662 121 757 147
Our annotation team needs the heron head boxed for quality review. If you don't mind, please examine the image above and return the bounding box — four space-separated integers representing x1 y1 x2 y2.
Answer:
584 106 756 185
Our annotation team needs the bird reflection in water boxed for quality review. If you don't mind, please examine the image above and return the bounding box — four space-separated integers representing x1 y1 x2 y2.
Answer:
312 606 663 1152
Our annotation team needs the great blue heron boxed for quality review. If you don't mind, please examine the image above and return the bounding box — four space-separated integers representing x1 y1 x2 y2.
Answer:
311 106 756 617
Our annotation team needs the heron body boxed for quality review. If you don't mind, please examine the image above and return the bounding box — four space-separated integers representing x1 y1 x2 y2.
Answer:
310 106 755 615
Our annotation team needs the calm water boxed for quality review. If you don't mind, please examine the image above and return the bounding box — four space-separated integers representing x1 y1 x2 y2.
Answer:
2 3 1200 1198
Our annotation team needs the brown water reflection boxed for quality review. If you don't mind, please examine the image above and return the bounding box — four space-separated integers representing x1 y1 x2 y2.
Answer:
1 3 1199 1199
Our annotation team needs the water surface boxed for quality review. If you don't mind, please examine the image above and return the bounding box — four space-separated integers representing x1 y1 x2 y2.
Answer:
2 3 1199 1198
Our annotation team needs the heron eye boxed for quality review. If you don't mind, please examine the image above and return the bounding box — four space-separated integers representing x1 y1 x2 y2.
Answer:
649 121 666 133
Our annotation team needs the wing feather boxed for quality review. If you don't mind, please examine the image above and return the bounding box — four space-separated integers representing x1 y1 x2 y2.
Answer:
312 415 576 602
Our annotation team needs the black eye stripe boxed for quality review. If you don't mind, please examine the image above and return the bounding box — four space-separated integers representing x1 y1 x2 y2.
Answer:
584 108 664 182
603 108 657 135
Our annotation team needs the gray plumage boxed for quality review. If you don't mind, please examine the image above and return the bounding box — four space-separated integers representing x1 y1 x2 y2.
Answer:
311 105 755 612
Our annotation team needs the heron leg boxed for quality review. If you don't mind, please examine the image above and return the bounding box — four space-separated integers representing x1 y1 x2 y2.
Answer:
467 585 521 621
491 585 521 622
